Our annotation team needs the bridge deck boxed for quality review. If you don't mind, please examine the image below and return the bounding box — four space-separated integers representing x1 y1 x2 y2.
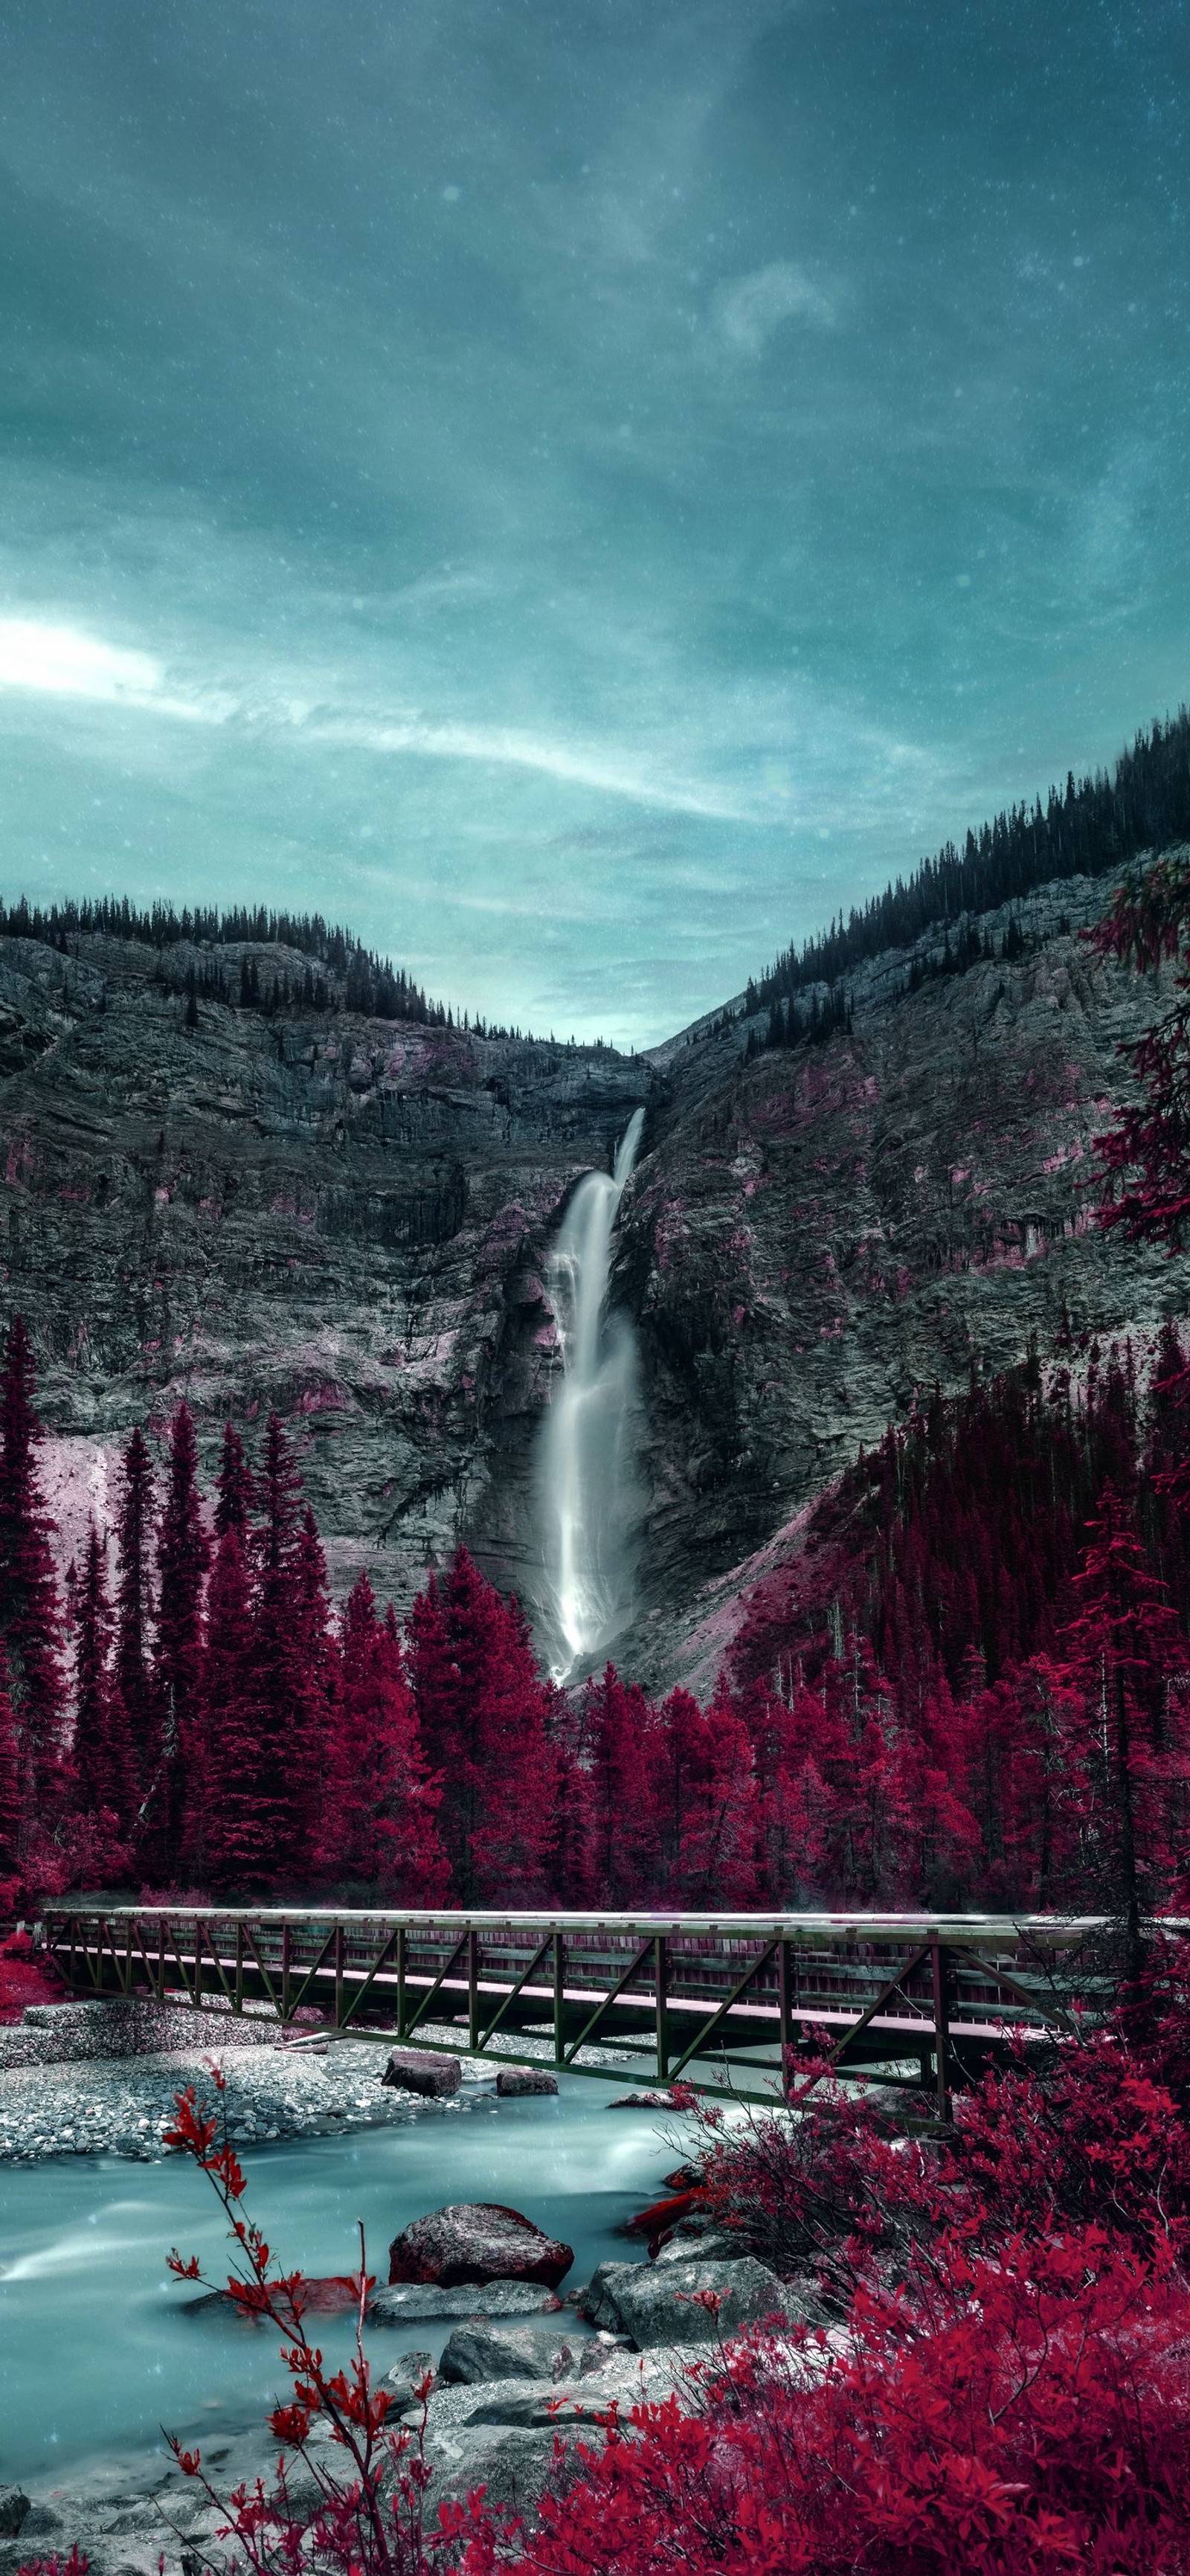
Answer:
44 1904 1148 2113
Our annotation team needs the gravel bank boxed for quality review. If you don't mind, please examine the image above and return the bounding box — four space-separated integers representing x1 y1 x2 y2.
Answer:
0 2025 498 2162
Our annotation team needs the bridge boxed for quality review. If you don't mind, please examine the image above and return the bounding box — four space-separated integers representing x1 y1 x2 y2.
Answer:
44 1904 1125 2115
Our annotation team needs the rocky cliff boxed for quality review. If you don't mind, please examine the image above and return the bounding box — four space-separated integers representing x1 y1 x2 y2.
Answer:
1 871 1186 1689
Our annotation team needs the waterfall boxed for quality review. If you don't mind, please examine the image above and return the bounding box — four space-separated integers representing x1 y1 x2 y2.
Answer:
538 1106 646 1677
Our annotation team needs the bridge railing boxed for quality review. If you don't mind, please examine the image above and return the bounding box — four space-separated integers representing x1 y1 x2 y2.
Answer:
42 1904 1147 2113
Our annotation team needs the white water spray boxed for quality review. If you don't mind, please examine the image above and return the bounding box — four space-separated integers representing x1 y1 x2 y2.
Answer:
539 1108 646 1676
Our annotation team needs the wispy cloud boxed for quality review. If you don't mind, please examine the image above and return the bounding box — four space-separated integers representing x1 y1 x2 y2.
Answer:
0 614 759 823
713 261 837 356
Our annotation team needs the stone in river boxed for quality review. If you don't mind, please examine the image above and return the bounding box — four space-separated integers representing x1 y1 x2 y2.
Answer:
606 2091 678 2109
577 2255 796 2347
387 2202 573 2289
495 2066 559 2096
367 2278 564 2325
437 2323 574 2384
380 2049 461 2098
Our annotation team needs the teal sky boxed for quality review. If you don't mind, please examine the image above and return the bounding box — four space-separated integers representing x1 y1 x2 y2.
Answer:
0 1 1187 1046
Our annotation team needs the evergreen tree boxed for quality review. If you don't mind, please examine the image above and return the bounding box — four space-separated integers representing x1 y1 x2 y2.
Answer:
251 1418 319 1885
71 1524 138 1842
407 1549 556 1902
0 1314 65 1822
114 1425 158 1790
329 1575 446 1897
155 1402 210 1863
0 1648 21 1878
213 1422 254 1538
197 1526 263 1890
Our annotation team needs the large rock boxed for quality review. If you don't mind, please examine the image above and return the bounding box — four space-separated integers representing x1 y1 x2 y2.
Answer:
367 2278 564 2325
0 2493 28 2541
495 2066 559 2096
380 2049 461 2098
387 2202 573 2290
437 2324 574 2384
577 2255 797 2348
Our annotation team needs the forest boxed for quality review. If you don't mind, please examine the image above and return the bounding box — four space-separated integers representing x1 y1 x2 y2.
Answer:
1 1304 1189 1941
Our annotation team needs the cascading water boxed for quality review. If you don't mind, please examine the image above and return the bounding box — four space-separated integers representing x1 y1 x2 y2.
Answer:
539 1107 646 1677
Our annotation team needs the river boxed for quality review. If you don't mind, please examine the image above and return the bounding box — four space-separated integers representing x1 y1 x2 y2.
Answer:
0 2081 674 2486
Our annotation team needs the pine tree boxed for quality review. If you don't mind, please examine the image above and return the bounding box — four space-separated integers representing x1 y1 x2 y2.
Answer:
581 1664 658 1907
330 1576 446 1897
0 1314 65 1823
71 1524 138 1839
0 1647 22 1877
114 1426 158 1793
213 1422 254 1538
198 1525 263 1890
251 1417 318 1885
407 1549 556 1903
1060 1486 1190 1987
155 1402 210 1865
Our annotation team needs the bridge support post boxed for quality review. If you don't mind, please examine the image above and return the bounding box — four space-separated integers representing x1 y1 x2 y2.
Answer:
281 1925 292 2026
235 1922 245 2017
468 1931 480 2052
930 1939 953 2124
654 1934 669 2083
334 1926 345 2029
778 1940 797 2098
553 1932 565 2067
396 1926 406 2037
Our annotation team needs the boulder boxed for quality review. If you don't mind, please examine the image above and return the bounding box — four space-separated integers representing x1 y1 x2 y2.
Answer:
577 2255 797 2348
387 2202 573 2290
606 2091 678 2109
382 2351 435 2409
380 2049 461 2098
495 2067 559 2097
438 2324 574 2384
367 2278 564 2325
0 2493 29 2541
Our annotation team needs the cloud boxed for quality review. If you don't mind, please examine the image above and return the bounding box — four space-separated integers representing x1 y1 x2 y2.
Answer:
0 613 756 823
713 261 836 356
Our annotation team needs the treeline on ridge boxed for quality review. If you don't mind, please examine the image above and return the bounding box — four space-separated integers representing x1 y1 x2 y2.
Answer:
754 704 1190 1009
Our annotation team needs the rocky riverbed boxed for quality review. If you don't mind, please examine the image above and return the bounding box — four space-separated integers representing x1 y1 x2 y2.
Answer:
0 2251 811 2572
0 1998 808 2564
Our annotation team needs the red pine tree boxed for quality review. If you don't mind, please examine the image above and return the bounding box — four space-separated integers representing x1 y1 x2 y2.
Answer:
251 1418 320 1885
408 1548 556 1902
329 1574 446 1898
581 1663 658 1907
71 1523 138 1854
0 1314 65 1822
197 1524 263 1890
115 1425 158 1790
214 1421 254 1536
0 1647 21 1878
155 1402 210 1865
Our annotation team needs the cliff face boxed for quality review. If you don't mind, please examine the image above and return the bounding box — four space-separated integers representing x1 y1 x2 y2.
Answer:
1 875 1186 1686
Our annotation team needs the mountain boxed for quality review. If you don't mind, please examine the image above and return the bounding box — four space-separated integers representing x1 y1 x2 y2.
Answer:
0 858 1186 1687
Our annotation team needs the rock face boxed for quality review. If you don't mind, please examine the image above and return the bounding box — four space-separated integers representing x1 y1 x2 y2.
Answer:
380 2048 461 2098
1 873 1188 1686
387 2202 574 2290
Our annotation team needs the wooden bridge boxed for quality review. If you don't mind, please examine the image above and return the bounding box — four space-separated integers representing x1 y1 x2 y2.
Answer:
44 1905 1125 2114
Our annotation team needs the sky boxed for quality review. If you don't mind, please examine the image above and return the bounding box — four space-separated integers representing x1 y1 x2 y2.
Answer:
0 1 1187 1048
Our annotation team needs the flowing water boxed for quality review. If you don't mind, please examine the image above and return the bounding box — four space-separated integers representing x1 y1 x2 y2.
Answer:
0 2082 672 2485
539 1108 646 1675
